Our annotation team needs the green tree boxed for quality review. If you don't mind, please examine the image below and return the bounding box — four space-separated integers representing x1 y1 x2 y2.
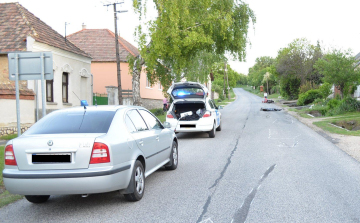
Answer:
248 56 275 87
130 0 256 105
314 49 360 98
276 38 323 98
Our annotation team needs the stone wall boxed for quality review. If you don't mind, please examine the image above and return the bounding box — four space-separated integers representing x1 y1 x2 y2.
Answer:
0 123 32 136
106 86 162 110
141 98 163 110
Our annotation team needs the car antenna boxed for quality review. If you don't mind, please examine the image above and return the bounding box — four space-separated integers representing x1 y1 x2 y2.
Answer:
73 91 87 109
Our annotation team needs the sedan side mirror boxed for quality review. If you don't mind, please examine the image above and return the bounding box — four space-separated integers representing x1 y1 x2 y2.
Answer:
163 122 171 128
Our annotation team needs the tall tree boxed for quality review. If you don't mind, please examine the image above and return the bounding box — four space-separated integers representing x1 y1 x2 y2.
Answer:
314 49 360 98
130 0 256 105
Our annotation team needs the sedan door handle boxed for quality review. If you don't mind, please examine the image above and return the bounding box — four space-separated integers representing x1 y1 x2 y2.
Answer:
155 136 159 141
139 140 144 146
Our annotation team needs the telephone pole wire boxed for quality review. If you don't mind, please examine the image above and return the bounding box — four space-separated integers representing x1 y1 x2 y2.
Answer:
104 2 128 105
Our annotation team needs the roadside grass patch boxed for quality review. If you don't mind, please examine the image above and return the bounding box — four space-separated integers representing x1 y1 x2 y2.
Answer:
0 134 17 141
313 116 360 136
214 88 236 106
0 145 24 208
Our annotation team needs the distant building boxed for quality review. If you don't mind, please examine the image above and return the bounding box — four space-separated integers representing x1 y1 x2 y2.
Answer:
67 28 164 109
0 3 92 135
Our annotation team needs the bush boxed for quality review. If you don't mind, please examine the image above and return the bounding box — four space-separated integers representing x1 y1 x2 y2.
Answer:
327 97 360 116
319 82 332 98
311 105 328 116
151 108 165 116
297 89 322 106
326 99 340 110
299 81 319 94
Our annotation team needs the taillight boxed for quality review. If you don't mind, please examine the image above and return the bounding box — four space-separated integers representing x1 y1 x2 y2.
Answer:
203 111 211 118
90 142 110 164
5 144 17 166
167 114 174 118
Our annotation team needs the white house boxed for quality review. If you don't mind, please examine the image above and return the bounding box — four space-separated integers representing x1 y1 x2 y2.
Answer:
0 3 92 135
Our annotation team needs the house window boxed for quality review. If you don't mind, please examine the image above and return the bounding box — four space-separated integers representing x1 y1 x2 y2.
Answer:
146 76 151 88
62 72 69 103
46 80 53 102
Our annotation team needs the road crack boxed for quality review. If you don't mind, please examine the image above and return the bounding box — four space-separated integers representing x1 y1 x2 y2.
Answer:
232 164 276 223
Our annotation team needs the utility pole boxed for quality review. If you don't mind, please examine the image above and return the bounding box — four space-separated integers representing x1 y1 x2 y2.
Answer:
223 61 226 98
226 64 230 100
104 2 127 105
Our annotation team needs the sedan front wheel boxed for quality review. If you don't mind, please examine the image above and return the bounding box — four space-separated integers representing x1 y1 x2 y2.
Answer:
165 141 178 170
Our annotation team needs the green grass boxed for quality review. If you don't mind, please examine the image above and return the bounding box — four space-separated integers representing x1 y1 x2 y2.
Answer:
0 145 24 208
313 115 360 136
156 114 166 123
214 88 236 106
0 134 17 141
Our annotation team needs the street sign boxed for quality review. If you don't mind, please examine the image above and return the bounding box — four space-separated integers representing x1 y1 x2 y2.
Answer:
8 52 53 136
8 52 53 80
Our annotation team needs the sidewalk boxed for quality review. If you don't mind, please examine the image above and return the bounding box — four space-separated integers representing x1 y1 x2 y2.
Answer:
0 140 7 146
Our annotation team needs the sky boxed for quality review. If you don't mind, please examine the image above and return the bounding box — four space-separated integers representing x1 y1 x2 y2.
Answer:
1 0 360 75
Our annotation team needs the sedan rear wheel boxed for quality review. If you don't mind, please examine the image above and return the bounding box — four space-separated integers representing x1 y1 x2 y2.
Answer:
209 122 216 138
25 195 50 203
124 161 145 202
165 141 178 170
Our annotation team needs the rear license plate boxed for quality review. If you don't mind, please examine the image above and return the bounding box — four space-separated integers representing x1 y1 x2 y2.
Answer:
32 153 71 163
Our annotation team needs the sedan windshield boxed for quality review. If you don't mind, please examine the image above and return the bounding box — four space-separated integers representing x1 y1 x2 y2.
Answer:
25 110 116 134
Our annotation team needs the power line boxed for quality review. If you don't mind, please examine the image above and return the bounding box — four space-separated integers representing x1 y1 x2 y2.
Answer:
103 2 128 105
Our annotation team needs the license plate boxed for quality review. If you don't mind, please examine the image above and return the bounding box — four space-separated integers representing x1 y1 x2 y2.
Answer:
32 153 71 163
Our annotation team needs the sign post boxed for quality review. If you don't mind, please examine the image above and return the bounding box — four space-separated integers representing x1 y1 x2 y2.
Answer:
8 52 53 136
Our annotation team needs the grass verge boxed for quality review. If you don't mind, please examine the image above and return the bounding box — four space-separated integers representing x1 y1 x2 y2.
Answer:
0 145 24 208
313 116 360 136
0 134 17 141
214 88 236 106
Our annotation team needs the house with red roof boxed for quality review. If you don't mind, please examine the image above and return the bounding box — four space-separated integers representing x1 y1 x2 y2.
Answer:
67 27 164 109
0 3 92 135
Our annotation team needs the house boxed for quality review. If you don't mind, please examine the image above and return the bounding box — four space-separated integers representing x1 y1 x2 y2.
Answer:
67 27 165 109
0 3 92 135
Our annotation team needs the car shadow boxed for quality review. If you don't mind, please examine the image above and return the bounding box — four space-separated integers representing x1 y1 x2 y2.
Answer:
175 132 210 139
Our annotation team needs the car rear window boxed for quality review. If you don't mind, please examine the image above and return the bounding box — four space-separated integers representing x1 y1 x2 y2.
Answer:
25 110 116 134
172 87 205 99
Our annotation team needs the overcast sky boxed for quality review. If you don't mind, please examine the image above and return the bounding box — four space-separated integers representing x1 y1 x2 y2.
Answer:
2 0 360 75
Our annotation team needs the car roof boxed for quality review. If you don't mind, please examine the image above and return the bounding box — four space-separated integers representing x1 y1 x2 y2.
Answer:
51 105 145 113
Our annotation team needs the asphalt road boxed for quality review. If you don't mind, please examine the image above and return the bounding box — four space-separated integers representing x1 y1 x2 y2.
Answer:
2 88 360 222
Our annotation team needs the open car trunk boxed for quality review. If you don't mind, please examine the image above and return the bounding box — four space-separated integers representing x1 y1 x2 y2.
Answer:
171 101 206 121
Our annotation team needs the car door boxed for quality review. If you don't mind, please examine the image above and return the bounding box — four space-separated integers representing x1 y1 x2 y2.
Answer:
138 109 172 164
209 99 220 127
126 109 158 171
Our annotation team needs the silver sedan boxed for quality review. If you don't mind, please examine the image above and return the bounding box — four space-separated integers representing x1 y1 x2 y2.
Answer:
3 105 178 203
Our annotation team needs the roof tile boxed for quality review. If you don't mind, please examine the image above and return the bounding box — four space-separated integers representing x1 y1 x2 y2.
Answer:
0 3 90 58
67 29 139 62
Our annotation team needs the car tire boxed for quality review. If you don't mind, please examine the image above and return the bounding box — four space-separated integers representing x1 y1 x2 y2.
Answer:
165 141 178 170
209 122 216 138
216 120 222 131
25 195 50 203
124 160 145 202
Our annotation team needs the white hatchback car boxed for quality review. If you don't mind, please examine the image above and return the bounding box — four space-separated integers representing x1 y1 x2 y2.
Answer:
165 82 222 138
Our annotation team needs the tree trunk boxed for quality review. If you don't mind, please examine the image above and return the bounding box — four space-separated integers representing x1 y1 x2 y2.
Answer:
132 58 144 106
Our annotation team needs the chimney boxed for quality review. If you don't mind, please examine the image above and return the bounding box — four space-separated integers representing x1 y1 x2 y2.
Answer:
82 23 86 30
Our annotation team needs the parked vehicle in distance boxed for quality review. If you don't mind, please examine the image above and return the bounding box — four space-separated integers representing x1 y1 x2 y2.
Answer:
3 105 178 203
166 82 222 138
